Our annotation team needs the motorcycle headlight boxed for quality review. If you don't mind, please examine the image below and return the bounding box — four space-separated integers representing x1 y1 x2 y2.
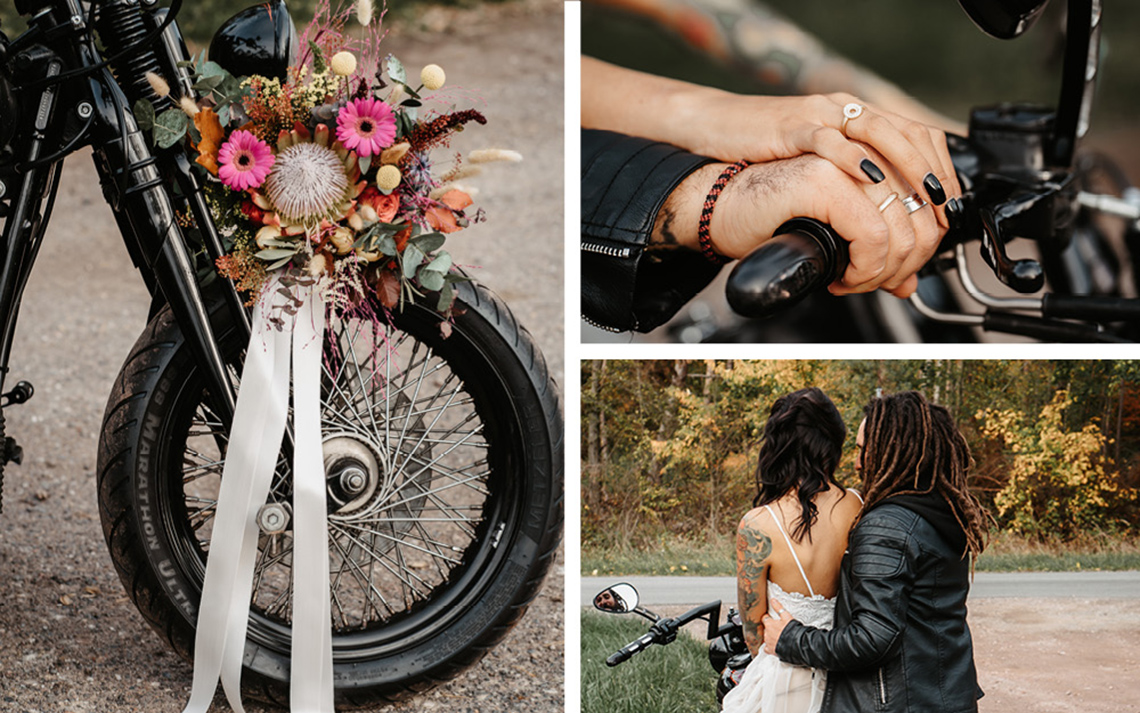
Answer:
957 0 1050 39
208 0 298 81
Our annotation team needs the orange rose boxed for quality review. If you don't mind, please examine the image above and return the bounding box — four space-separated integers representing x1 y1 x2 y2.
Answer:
358 186 400 223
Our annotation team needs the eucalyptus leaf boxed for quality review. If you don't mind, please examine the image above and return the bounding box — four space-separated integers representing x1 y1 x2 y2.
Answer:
444 273 474 284
402 245 424 279
358 154 372 176
133 99 155 131
265 256 294 271
417 267 445 292
401 99 422 108
411 233 445 253
256 248 300 260
436 282 454 312
153 109 188 148
378 234 399 256
201 60 227 78
386 56 407 85
261 238 298 249
424 252 452 274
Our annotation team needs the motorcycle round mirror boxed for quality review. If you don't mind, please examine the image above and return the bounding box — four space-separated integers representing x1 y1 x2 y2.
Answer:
209 0 299 82
957 0 1050 39
593 583 639 614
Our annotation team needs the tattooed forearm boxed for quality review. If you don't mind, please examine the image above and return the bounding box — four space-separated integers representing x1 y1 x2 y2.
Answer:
736 515 773 656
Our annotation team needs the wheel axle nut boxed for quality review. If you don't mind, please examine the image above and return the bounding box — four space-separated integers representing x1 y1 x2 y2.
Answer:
257 502 290 535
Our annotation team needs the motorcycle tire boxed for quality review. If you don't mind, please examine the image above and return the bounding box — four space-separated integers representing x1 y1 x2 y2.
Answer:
96 280 563 708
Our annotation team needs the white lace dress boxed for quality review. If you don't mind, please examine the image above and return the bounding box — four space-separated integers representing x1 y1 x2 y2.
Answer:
721 497 857 713
720 580 834 713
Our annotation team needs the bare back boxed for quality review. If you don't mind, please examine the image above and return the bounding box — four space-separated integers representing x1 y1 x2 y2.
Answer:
736 485 862 655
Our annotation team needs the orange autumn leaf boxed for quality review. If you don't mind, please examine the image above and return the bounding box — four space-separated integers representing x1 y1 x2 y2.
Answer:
194 108 225 175
425 190 473 234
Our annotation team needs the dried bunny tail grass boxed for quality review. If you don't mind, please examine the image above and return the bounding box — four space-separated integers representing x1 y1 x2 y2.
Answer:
429 183 479 201
380 142 410 165
386 84 406 106
145 71 170 98
440 164 483 183
467 149 523 164
179 96 200 117
356 0 373 26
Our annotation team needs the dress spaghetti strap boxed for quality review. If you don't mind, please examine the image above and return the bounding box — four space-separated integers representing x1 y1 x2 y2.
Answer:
762 504 815 597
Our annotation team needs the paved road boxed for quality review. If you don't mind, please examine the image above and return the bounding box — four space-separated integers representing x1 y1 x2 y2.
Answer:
581 572 1140 607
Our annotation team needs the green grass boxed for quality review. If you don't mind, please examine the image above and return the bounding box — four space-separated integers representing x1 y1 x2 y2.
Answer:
583 535 1140 576
581 610 719 713
582 540 735 578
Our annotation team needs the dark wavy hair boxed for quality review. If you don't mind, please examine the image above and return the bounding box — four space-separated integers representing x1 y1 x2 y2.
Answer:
753 387 847 542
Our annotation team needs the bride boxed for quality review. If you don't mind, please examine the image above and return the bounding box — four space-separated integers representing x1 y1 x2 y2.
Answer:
723 388 862 713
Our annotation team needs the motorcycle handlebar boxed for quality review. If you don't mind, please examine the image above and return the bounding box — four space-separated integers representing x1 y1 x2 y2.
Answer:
606 632 658 667
725 218 848 319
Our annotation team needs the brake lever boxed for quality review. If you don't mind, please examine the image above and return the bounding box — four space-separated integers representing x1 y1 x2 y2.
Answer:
978 200 1045 294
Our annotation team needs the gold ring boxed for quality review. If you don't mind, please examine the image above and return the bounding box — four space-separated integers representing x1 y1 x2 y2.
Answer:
842 103 865 135
878 192 898 212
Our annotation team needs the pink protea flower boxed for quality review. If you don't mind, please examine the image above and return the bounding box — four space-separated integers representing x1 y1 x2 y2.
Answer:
218 130 275 191
336 98 397 158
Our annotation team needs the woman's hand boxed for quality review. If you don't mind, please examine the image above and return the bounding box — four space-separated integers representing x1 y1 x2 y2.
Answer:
583 58 962 230
683 92 962 230
762 598 796 656
652 151 951 297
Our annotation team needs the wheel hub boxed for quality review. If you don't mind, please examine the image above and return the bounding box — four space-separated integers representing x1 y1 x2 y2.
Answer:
323 435 382 512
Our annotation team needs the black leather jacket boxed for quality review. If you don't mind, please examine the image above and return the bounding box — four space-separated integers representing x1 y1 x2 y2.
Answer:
776 503 982 713
581 129 722 332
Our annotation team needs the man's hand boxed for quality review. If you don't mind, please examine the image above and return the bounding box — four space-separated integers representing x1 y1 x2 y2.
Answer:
761 598 796 655
652 152 949 298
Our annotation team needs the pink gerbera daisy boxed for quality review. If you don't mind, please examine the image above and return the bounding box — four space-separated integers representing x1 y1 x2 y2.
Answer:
218 130 275 191
336 97 397 158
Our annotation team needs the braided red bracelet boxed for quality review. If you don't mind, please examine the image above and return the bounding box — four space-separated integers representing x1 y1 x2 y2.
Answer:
698 159 750 265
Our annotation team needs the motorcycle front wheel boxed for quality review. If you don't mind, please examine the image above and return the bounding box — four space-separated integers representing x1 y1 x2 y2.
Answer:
96 280 563 707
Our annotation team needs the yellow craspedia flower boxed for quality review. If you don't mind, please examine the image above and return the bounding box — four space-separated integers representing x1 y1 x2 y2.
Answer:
420 64 446 91
331 51 358 77
375 165 402 191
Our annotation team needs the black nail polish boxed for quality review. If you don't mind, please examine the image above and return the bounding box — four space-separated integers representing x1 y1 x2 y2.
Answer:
923 173 947 205
860 159 886 184
944 197 962 227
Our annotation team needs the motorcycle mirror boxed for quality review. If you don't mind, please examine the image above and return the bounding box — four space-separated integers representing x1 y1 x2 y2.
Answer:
957 0 1050 39
593 583 639 614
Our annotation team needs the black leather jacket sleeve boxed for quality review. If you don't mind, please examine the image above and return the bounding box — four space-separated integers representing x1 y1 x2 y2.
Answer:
775 508 917 672
581 129 721 333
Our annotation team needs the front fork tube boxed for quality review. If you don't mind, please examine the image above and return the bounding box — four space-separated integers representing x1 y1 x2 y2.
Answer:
171 152 252 342
0 60 65 397
88 72 236 425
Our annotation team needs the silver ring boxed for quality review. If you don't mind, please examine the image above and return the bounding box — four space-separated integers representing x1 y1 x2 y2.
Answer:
842 103 864 135
878 192 898 212
902 193 927 214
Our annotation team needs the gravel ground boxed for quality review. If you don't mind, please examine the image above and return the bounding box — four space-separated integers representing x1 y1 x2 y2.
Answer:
0 2 564 711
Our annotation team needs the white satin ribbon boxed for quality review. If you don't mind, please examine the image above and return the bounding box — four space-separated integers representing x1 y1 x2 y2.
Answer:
183 275 333 713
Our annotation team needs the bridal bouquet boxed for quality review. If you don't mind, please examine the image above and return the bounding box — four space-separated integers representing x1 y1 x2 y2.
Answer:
135 1 514 320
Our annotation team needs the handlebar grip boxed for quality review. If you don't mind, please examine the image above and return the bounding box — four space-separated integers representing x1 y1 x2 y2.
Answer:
606 632 657 667
725 218 849 319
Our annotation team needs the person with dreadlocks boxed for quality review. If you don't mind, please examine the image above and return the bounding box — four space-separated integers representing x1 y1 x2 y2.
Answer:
722 388 864 713
761 391 989 713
